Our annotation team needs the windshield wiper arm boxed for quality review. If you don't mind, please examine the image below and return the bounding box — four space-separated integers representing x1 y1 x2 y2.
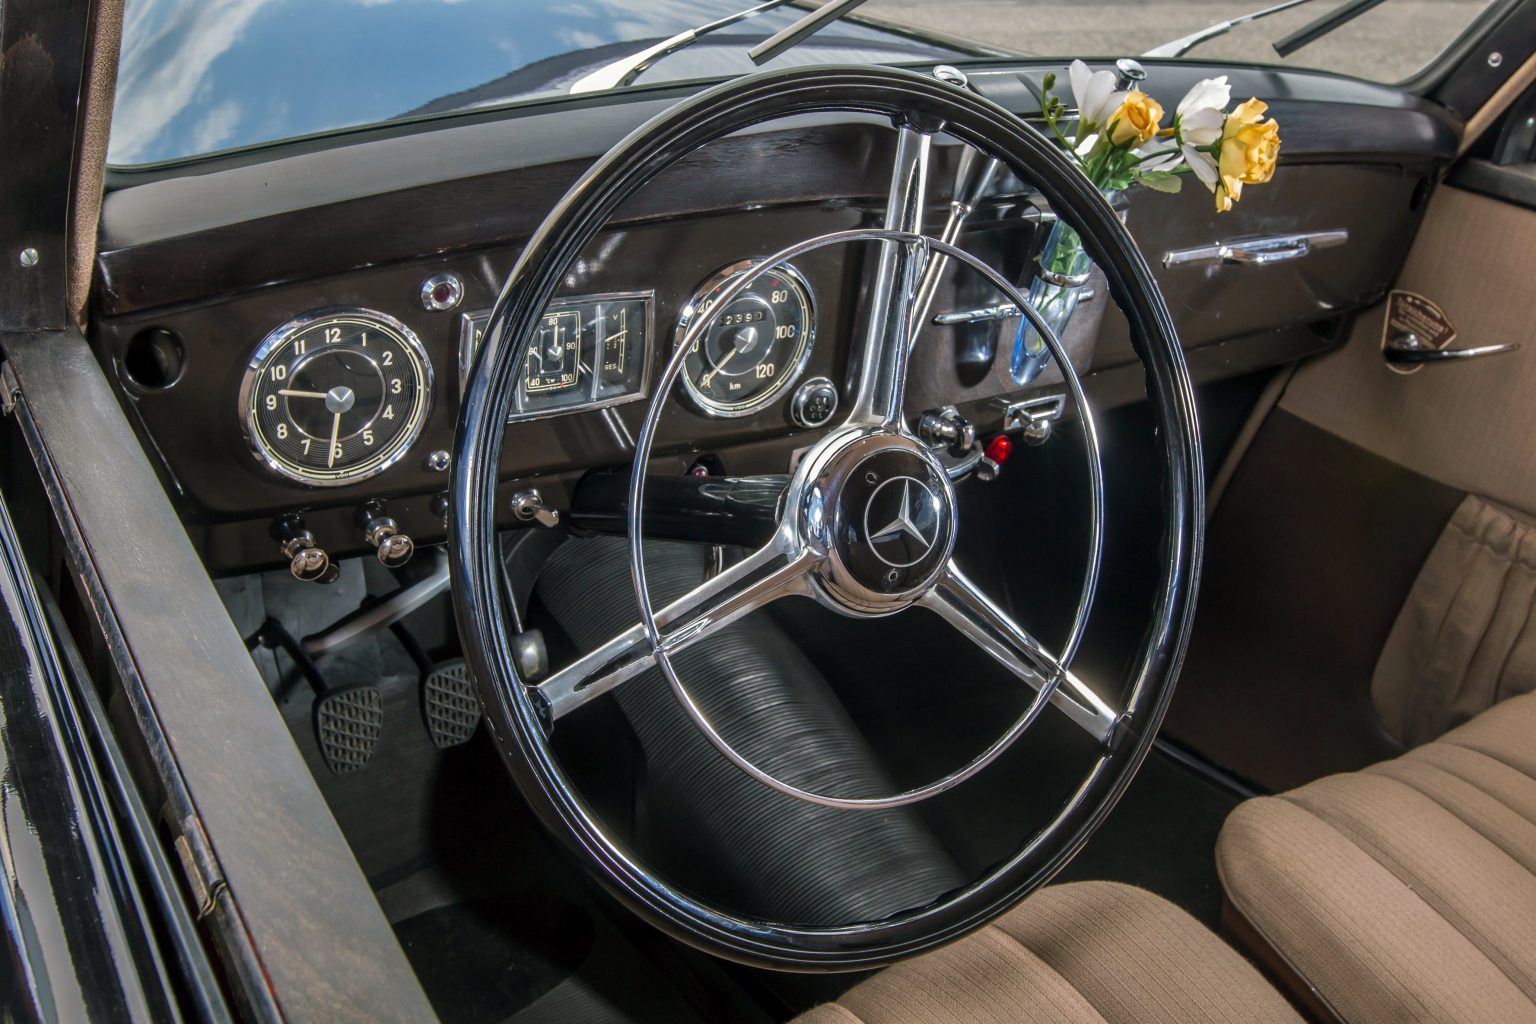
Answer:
748 0 874 65
1272 0 1390 57
1142 0 1317 59
569 0 799 94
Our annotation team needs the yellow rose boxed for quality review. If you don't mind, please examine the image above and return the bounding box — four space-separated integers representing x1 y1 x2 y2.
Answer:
1106 91 1165 147
1214 98 1280 211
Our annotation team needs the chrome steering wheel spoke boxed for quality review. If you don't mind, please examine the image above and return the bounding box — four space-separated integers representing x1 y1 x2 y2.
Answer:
846 123 934 434
921 562 1118 744
532 532 817 723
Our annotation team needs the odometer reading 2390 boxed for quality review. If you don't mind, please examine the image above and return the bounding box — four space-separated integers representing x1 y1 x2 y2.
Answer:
241 309 432 485
677 260 815 417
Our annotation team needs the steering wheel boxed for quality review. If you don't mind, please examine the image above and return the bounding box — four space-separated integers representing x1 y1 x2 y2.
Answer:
451 64 1202 971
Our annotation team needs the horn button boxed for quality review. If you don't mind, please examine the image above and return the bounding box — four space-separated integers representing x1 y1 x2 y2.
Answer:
802 435 957 615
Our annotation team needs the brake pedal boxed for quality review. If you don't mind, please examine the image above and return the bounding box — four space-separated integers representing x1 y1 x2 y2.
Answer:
421 659 480 749
314 685 385 774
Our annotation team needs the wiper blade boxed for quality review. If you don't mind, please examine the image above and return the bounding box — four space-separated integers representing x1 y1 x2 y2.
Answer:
1143 0 1317 59
1272 0 1390 57
569 0 798 95
748 0 874 65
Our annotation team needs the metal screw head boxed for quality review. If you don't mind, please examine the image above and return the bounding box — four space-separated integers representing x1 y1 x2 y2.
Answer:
18 248 39 268
425 449 450 472
1489 51 1505 68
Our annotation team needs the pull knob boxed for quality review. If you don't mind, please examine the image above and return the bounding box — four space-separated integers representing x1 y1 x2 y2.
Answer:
511 488 560 528
918 407 976 457
273 515 339 584
355 501 415 568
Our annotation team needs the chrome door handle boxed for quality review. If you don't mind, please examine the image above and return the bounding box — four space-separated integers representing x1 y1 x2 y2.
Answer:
1162 229 1347 268
1383 332 1520 365
1218 238 1311 265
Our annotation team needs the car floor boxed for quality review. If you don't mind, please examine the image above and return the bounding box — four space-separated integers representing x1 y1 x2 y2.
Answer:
225 478 1248 1023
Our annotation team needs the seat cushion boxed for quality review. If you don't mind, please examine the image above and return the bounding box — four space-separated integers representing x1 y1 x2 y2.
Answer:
796 881 1302 1024
1218 691 1536 1023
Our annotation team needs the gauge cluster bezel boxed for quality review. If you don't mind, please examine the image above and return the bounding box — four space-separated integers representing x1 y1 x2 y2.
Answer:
457 290 655 424
675 259 818 419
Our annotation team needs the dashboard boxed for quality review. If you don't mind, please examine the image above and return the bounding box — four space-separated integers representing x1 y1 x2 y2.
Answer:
88 63 1460 575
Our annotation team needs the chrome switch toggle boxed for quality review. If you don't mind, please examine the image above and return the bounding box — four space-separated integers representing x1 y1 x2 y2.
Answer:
511 488 561 528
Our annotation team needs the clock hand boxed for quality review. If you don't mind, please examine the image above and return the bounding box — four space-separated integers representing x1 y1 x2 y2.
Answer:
278 389 329 399
327 412 342 469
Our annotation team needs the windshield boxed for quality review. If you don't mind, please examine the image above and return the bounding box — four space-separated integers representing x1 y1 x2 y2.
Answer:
108 0 969 166
861 0 1498 83
110 0 1497 168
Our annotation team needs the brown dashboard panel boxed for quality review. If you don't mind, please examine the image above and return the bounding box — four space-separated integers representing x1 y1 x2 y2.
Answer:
88 64 1460 574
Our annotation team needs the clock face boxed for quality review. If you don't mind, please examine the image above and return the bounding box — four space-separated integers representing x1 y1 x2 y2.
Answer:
241 309 432 486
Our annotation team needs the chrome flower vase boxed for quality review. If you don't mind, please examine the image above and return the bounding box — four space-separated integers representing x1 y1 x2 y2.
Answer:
1010 219 1092 386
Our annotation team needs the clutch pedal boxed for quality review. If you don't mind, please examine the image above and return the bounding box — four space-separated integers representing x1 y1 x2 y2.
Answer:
421 659 480 749
313 685 385 774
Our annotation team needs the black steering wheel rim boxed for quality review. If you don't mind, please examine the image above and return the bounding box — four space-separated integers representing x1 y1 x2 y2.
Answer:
451 64 1203 971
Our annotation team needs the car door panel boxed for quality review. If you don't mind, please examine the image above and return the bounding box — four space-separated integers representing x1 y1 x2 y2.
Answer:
1165 180 1536 787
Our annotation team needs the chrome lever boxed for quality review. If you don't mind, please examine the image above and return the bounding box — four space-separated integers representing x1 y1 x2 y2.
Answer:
1384 332 1520 365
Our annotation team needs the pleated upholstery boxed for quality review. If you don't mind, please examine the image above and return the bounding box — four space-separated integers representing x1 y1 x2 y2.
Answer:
1373 495 1536 747
795 882 1302 1024
1218 691 1536 1023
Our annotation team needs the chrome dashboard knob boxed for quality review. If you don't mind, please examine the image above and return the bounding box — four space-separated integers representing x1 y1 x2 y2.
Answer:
356 500 415 568
273 515 339 584
918 407 976 457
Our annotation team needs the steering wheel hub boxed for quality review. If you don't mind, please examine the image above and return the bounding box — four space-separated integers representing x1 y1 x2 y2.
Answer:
801 432 956 614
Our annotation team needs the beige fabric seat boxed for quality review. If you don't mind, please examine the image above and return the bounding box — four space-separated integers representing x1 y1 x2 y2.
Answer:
796 881 1302 1023
1218 691 1536 1023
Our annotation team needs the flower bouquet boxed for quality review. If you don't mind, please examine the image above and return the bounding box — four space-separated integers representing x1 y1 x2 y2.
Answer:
1012 60 1282 385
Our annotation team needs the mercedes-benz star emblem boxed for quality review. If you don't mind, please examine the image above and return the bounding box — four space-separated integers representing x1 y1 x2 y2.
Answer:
863 476 941 569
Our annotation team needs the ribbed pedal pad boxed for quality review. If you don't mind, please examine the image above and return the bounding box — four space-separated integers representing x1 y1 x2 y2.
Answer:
422 659 480 749
314 686 384 775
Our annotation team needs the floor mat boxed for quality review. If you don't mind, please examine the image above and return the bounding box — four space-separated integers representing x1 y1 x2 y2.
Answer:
396 897 591 1024
1056 750 1240 928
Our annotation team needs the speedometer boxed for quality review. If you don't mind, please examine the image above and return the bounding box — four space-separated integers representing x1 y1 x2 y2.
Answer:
240 309 432 486
676 260 815 417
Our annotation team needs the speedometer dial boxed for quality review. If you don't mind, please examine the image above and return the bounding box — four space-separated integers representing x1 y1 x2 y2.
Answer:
677 260 815 417
240 309 432 486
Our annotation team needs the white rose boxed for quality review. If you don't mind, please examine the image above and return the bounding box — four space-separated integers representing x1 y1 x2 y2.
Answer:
1176 76 1231 120
1174 77 1231 192
1068 59 1126 132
